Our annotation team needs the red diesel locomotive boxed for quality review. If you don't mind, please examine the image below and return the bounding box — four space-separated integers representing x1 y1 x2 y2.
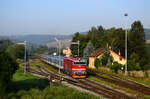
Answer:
64 57 87 78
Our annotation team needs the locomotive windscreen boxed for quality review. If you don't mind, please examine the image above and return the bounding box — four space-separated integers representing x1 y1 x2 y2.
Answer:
73 60 86 65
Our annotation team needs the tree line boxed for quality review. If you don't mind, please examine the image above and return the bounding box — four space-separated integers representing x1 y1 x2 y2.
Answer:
0 39 18 97
70 21 150 71
0 39 50 97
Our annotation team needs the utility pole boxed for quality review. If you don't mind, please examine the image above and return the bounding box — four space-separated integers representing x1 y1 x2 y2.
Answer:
17 41 27 75
24 41 27 75
124 13 128 75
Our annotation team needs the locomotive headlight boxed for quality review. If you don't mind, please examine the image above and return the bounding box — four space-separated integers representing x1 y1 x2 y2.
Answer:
74 71 77 74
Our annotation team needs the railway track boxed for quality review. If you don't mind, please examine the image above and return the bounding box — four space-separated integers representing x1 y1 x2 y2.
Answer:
77 79 135 99
88 69 150 95
26 58 141 99
42 60 150 96
28 65 137 99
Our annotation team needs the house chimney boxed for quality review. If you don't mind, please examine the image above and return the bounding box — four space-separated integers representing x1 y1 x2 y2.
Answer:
119 50 121 56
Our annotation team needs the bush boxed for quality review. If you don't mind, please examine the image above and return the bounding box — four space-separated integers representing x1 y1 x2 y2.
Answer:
139 56 150 71
94 58 101 68
141 65 150 71
6 85 99 99
109 62 123 73
127 60 141 71
139 57 150 70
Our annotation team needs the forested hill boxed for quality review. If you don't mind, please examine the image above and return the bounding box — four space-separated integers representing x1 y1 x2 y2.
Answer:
0 34 72 45
0 29 149 45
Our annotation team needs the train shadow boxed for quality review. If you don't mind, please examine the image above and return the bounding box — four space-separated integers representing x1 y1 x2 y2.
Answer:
86 71 96 78
7 78 49 93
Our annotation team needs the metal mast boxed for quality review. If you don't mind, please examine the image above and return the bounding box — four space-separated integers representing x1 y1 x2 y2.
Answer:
124 13 128 75
24 41 27 75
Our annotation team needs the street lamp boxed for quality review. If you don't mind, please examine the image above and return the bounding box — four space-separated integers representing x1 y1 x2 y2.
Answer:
17 41 27 75
124 13 128 75
54 38 61 74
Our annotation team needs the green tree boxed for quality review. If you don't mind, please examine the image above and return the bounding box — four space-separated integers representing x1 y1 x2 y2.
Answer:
70 26 105 57
128 21 148 67
6 44 25 59
79 34 90 57
0 39 13 50
100 49 113 66
70 32 80 56
87 26 104 49
0 50 18 97
101 28 125 57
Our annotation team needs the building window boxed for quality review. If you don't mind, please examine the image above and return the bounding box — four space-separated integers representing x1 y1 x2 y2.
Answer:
120 57 122 61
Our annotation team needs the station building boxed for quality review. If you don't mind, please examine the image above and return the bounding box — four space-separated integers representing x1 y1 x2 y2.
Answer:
88 48 126 69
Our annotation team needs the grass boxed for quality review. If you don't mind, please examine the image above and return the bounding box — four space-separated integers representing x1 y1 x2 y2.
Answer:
6 85 100 99
13 67 36 81
29 59 58 72
120 76 150 87
5 60 100 99
143 95 150 99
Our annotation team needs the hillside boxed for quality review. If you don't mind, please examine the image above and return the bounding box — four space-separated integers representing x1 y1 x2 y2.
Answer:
0 34 72 45
0 29 149 45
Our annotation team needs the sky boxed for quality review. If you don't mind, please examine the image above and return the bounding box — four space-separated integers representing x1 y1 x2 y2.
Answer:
0 0 150 35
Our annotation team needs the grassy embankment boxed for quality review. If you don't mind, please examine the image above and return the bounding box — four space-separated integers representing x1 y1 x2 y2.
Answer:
93 68 150 87
6 59 100 99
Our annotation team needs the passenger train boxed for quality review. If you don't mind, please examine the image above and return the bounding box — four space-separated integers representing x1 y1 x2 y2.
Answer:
41 54 87 78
